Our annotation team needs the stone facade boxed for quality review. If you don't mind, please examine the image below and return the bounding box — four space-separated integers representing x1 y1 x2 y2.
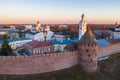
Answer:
78 44 98 72
24 40 54 55
0 51 78 75
98 42 120 57
78 28 98 72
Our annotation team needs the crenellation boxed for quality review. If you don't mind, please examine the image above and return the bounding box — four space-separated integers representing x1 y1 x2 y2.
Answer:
2 56 7 59
7 56 11 59
0 56 3 59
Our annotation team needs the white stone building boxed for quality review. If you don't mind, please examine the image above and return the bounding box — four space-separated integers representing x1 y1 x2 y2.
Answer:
109 27 120 39
111 31 120 39
25 32 45 41
0 38 32 50
79 14 87 40
25 24 54 41
54 35 66 41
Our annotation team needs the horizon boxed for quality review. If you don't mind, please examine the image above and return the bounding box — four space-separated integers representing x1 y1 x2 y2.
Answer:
0 0 120 24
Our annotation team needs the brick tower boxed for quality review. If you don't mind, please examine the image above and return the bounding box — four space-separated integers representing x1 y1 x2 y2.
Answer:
78 27 98 72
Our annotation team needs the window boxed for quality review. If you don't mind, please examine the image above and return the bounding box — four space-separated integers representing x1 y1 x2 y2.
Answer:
84 44 86 46
81 53 82 56
86 49 88 52
79 58 81 61
48 48 50 52
91 44 93 46
91 59 92 62
88 44 90 47
88 54 90 57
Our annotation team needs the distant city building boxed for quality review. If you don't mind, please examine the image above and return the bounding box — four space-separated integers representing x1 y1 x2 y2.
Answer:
25 30 54 41
53 32 70 41
24 25 33 31
25 22 54 41
10 26 16 29
45 25 54 41
0 32 7 39
25 32 45 41
0 38 32 49
24 40 54 55
51 39 73 52
9 29 20 39
109 27 120 39
58 24 68 28
115 26 120 31
45 25 50 31
54 35 66 41
79 14 87 40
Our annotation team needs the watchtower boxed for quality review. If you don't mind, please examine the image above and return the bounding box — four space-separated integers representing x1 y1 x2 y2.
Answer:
78 27 98 72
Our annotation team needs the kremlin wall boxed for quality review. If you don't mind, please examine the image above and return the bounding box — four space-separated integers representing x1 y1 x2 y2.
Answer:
0 43 119 75
98 42 120 57
0 51 78 75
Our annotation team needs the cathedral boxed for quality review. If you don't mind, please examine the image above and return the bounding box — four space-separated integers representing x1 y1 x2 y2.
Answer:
25 21 54 41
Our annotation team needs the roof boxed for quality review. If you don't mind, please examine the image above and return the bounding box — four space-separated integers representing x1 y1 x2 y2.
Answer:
10 29 20 33
79 28 97 44
55 32 69 35
109 28 120 32
0 38 32 44
60 39 73 45
51 39 73 45
64 43 76 51
51 40 60 44
72 38 79 42
27 31 38 35
97 39 111 48
25 40 53 48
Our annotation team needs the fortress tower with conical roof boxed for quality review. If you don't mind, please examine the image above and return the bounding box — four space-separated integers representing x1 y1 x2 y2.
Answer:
78 27 98 72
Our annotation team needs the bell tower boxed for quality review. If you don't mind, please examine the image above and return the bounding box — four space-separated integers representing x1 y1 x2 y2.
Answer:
79 14 87 40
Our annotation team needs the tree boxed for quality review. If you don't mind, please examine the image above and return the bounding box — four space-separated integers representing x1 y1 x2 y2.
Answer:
0 35 12 56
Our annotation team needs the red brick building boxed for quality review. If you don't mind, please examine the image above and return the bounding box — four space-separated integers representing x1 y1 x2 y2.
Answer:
24 40 54 55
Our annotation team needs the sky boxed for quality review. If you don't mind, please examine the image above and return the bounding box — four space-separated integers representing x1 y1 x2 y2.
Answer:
0 0 120 24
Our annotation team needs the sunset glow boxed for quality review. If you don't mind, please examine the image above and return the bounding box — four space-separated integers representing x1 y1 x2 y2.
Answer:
0 0 120 24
